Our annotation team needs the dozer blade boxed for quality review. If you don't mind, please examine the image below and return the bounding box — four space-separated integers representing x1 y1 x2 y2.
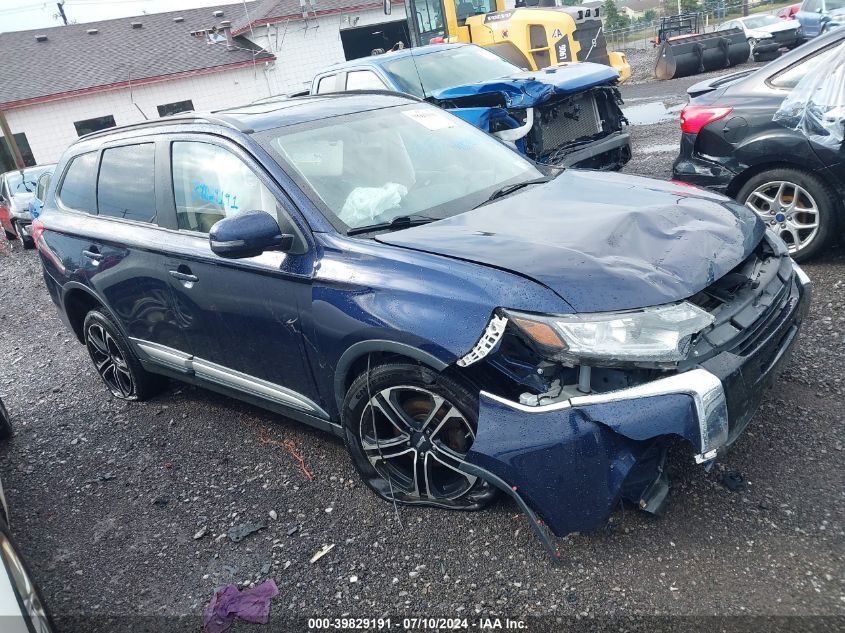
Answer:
654 28 750 80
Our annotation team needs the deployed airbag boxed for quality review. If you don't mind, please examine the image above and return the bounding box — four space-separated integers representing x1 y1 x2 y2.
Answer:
339 183 408 227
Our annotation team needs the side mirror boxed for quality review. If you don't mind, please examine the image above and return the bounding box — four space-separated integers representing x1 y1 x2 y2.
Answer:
384 0 391 15
209 211 295 259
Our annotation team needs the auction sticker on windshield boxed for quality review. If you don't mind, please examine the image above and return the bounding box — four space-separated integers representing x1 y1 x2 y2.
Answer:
402 109 456 130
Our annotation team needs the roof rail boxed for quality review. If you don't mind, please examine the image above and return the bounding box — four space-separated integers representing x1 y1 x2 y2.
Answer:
77 113 251 142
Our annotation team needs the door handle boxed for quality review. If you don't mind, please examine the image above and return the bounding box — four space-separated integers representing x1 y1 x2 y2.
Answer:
82 248 103 261
169 270 199 283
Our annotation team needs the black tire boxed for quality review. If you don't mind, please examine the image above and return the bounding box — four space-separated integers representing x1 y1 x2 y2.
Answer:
82 310 164 401
342 362 497 511
737 167 840 262
3 229 14 242
0 396 12 440
13 221 33 249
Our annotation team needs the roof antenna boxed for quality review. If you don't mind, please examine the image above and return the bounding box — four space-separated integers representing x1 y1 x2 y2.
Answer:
126 68 148 120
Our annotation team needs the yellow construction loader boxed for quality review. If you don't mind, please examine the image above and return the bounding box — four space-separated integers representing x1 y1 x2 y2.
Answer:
391 0 631 82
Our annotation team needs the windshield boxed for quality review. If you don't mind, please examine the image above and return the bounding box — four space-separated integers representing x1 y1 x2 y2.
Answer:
5 166 50 195
743 15 780 28
257 104 542 232
384 47 520 97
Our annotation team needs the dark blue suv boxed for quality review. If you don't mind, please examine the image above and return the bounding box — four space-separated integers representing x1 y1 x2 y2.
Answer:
34 92 811 549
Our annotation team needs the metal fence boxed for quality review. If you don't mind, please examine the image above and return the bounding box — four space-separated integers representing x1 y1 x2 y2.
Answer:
603 0 793 50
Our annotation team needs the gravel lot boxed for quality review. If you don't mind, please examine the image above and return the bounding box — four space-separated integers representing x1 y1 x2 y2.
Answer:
0 52 843 632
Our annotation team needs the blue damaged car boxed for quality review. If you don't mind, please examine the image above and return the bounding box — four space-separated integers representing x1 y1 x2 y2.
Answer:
33 93 809 554
310 43 631 170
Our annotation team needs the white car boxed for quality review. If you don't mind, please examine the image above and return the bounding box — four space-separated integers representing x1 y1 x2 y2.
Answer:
717 14 802 58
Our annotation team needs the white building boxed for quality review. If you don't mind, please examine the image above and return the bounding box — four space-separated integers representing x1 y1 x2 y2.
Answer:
0 0 408 169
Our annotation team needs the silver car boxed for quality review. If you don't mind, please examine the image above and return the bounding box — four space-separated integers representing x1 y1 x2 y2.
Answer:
0 398 54 633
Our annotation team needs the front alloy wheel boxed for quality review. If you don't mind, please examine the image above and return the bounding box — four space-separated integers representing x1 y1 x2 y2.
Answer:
343 363 497 510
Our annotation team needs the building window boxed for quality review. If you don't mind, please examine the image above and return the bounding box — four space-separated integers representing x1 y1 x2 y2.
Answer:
157 99 194 118
0 132 36 172
73 115 116 137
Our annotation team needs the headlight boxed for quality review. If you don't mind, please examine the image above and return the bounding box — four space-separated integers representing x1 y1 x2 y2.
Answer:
505 302 714 365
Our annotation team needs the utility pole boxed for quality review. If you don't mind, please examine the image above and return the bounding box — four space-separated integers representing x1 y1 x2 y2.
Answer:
0 109 25 170
56 1 68 25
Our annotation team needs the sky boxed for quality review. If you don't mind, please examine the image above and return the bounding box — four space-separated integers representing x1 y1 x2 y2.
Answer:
0 0 246 33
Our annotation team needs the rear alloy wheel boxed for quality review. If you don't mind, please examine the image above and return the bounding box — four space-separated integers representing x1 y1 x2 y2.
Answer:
738 168 839 262
83 310 163 401
343 363 497 510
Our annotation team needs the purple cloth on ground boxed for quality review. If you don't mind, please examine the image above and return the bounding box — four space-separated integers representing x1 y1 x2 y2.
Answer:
203 578 279 633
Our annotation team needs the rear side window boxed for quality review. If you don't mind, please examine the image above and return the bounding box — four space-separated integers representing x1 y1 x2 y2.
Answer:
36 172 51 199
316 75 337 94
97 144 156 222
171 141 277 233
345 70 386 90
58 152 98 212
770 42 843 89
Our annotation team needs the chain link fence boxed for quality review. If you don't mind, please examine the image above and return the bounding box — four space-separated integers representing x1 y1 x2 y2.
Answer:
604 0 795 50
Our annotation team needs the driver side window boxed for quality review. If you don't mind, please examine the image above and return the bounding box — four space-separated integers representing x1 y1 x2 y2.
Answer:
171 141 278 234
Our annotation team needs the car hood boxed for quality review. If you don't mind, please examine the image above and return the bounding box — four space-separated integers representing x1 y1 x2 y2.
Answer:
431 62 619 109
376 171 765 313
750 21 799 35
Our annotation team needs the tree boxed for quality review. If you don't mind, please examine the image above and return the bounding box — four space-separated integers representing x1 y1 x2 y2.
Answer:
602 0 630 30
643 8 657 21
680 0 701 12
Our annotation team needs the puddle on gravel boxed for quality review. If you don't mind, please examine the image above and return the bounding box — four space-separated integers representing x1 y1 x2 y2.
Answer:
623 101 684 125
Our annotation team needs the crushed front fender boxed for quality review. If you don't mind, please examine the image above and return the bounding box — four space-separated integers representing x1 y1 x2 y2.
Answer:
462 369 729 538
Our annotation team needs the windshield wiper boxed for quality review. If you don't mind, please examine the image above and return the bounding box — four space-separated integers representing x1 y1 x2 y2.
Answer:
474 177 551 209
347 215 436 236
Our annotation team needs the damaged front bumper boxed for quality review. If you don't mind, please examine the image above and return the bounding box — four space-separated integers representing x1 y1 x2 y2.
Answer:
460 262 811 547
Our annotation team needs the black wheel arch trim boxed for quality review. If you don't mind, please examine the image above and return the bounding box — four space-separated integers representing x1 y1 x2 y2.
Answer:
726 159 839 201
334 340 450 412
60 282 126 343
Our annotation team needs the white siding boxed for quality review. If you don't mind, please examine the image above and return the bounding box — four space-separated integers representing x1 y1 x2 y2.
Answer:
247 7 408 95
4 64 273 165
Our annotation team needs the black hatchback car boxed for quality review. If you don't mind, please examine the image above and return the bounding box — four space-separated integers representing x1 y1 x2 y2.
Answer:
672 28 845 261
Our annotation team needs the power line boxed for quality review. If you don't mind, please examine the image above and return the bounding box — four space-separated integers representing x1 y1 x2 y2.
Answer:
0 3 50 15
